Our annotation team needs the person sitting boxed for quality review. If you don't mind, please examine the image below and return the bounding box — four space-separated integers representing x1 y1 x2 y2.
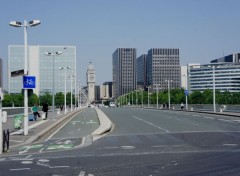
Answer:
32 104 41 120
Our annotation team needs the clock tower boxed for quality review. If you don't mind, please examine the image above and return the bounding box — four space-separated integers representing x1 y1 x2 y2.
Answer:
86 62 95 103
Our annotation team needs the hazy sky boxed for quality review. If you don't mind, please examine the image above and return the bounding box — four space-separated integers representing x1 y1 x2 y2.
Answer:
1 0 240 90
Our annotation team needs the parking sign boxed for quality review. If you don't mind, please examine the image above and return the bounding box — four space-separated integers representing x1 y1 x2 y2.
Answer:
23 76 36 89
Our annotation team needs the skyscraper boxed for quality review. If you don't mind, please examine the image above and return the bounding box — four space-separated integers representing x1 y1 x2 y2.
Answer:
136 54 147 89
112 48 136 98
8 45 76 95
146 48 181 90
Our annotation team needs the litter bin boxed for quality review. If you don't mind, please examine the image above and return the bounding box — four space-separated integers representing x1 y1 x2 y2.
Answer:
14 115 23 129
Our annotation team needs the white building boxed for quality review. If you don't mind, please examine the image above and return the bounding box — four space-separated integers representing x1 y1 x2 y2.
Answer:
8 45 76 95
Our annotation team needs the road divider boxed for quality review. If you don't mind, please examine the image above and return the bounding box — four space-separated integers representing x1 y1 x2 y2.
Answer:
92 108 112 136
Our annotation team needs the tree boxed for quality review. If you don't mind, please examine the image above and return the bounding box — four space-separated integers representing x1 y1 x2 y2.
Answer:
29 94 39 106
55 92 64 107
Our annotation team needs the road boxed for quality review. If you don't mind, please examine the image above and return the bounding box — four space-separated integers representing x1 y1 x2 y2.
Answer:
1 107 240 176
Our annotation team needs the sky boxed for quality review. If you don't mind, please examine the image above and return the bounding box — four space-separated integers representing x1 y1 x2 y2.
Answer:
1 0 240 90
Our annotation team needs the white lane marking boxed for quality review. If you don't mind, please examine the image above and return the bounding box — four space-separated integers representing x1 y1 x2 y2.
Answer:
204 116 214 120
10 168 30 171
25 155 32 159
79 171 86 176
223 144 238 146
219 119 235 123
21 161 33 164
88 174 94 176
0 158 6 161
103 146 119 149
50 166 69 169
121 146 136 149
38 159 49 162
132 116 169 132
193 115 200 117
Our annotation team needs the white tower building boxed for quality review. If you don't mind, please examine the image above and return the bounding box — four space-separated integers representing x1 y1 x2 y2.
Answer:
86 62 95 103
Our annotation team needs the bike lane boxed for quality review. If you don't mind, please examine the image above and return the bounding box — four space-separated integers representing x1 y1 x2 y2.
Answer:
9 108 100 155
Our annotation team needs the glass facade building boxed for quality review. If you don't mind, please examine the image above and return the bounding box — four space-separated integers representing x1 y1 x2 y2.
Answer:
8 45 76 95
112 48 136 98
137 54 147 89
189 63 240 93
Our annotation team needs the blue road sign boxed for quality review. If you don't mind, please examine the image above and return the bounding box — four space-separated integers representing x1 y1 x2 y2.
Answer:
184 90 189 96
23 76 36 89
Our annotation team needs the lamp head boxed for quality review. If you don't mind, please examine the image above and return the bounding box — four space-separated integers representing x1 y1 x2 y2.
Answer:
29 20 41 27
9 21 22 27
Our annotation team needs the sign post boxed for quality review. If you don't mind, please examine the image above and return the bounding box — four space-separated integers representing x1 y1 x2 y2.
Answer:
22 75 36 135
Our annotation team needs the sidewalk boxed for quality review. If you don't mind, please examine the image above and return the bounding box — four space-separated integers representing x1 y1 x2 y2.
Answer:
7 108 84 150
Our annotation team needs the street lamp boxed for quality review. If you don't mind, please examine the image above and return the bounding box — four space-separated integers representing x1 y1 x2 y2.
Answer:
146 86 151 107
44 51 63 119
154 84 160 109
182 74 188 110
68 74 76 111
209 66 216 112
60 66 71 114
10 20 40 136
165 80 172 110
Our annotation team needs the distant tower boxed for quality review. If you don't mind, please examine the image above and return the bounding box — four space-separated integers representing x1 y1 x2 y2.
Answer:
86 62 95 103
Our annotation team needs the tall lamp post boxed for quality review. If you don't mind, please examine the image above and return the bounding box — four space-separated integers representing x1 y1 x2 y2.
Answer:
44 51 63 119
165 80 172 110
209 66 216 112
10 20 40 135
146 86 150 107
154 84 160 109
60 66 71 114
182 74 188 110
68 74 76 111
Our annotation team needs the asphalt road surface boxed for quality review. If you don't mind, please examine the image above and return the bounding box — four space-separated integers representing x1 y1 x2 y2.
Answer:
1 107 240 176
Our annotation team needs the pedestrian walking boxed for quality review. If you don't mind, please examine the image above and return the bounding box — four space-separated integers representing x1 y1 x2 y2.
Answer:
42 102 49 120
32 103 41 120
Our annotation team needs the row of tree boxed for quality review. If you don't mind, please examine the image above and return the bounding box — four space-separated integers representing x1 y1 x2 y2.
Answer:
116 88 240 105
3 88 240 107
2 92 76 107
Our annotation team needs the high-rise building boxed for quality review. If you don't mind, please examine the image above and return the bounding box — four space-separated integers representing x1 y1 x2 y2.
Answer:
146 48 181 90
211 53 240 63
0 58 3 88
103 81 112 98
112 48 136 98
8 45 76 95
136 54 147 89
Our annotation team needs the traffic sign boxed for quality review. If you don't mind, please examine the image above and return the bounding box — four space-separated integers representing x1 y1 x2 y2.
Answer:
184 90 189 96
23 76 36 89
11 69 25 77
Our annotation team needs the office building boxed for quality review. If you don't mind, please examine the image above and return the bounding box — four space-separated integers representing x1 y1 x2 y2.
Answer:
211 53 240 63
112 48 136 98
189 63 240 93
136 54 147 89
146 48 181 90
103 81 113 98
8 45 76 95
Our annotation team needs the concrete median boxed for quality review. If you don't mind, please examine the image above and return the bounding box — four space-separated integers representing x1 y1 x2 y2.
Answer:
92 107 112 136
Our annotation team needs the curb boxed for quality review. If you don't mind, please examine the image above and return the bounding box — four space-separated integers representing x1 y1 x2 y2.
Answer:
92 107 112 136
